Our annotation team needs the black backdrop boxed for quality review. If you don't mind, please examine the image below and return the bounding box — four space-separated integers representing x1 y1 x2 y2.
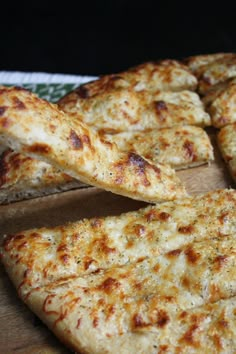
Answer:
2 1 236 76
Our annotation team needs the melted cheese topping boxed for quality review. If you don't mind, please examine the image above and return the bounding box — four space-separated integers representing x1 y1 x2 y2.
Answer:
0 148 85 203
59 88 210 133
104 126 214 170
218 123 236 181
0 86 186 203
203 78 236 128
184 53 236 94
1 189 236 292
1 189 236 353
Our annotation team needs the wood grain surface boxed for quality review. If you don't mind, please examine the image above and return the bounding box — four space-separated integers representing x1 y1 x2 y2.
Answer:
0 130 234 353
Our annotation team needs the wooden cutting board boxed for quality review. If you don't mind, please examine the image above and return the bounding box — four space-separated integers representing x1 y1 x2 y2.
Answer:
0 132 234 354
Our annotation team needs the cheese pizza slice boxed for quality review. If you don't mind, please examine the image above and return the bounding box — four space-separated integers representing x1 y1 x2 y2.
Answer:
1 190 236 353
104 126 214 170
64 60 197 99
184 52 236 94
218 123 236 182
184 52 234 75
58 87 210 133
21 283 236 353
120 60 198 92
203 78 236 127
0 86 187 203
0 124 213 204
0 148 87 204
1 189 235 295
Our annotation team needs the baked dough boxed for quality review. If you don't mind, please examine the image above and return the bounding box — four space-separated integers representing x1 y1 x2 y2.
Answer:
58 89 210 133
1 189 236 353
1 188 235 293
58 88 210 133
218 123 236 181
0 86 186 203
184 52 236 94
203 78 236 127
0 148 86 204
65 60 197 97
104 126 214 170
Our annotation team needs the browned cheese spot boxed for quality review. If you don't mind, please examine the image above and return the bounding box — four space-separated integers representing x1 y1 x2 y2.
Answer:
28 143 51 154
145 209 160 222
17 241 28 251
219 212 229 224
184 247 201 264
82 134 91 146
114 161 125 185
213 255 228 272
59 254 70 264
13 96 26 110
158 212 171 221
179 324 199 347
76 85 90 98
3 233 25 251
57 244 69 253
84 257 96 270
0 106 6 116
179 310 187 319
181 275 191 289
93 316 99 328
155 100 168 122
29 232 41 240
105 304 116 320
97 277 120 294
156 309 170 328
133 313 147 328
133 224 145 237
10 153 31 169
158 345 169 353
218 318 229 329
0 117 11 128
183 140 197 161
209 284 222 302
178 225 194 234
166 249 182 258
69 130 83 150
93 236 116 255
128 152 160 186
212 334 222 350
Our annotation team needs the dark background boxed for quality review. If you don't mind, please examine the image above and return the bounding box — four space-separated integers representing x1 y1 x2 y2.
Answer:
2 1 236 76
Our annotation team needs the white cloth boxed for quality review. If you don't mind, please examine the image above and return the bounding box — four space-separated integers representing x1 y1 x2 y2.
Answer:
0 71 96 84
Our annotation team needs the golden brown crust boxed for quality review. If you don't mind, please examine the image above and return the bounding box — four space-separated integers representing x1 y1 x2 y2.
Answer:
58 88 210 133
0 86 187 203
218 123 236 181
1 189 236 353
104 126 214 170
0 148 86 203
184 53 236 94
203 78 236 127
1 189 235 295
24 271 236 353
184 53 234 74
65 60 197 99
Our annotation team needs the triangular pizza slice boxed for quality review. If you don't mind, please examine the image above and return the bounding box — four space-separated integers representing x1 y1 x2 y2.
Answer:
0 86 186 203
